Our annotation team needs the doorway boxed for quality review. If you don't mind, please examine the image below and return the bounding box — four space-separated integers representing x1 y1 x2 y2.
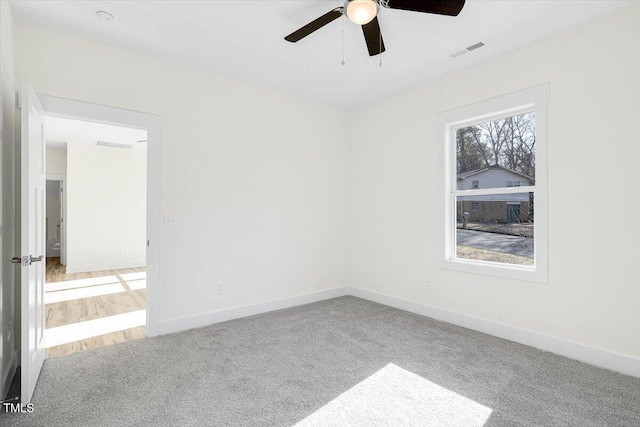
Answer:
42 116 149 357
36 93 161 339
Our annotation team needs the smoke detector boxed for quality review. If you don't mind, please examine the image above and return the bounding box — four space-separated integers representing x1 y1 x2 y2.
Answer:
96 11 115 23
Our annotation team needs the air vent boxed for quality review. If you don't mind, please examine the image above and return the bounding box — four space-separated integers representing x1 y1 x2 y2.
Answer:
450 41 485 59
466 42 485 51
450 49 468 58
97 141 133 149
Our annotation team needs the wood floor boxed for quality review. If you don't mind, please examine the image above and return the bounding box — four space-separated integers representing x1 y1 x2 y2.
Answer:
45 257 146 358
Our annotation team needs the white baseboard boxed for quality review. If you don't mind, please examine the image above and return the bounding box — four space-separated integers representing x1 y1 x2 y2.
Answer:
154 284 639 378
158 286 350 336
65 261 146 274
348 286 640 378
1 351 17 401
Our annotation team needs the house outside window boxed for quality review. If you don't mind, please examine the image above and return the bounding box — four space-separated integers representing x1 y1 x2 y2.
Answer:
437 84 549 283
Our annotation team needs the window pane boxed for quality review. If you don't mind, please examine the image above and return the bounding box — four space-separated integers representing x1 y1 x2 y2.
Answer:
456 192 534 266
456 112 535 190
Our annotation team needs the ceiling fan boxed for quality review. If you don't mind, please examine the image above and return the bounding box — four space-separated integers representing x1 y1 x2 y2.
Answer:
285 0 466 57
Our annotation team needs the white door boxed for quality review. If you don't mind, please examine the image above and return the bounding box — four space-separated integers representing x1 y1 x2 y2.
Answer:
20 80 46 404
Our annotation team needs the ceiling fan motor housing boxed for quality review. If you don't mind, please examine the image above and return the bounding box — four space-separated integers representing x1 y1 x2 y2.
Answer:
344 0 379 26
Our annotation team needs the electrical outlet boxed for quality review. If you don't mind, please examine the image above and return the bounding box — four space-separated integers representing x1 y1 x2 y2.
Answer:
426 280 432 291
164 217 177 227
216 283 224 295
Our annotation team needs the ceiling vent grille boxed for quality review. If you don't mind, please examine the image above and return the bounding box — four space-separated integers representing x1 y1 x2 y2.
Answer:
97 141 133 149
450 41 485 59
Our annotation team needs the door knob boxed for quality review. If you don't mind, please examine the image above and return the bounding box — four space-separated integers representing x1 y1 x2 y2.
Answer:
30 255 43 263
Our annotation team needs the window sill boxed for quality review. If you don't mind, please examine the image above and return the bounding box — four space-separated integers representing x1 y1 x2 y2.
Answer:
440 257 548 283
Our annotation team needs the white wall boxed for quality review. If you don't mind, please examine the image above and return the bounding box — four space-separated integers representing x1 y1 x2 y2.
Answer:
14 21 350 323
0 0 17 400
46 148 66 174
65 143 147 272
349 5 640 360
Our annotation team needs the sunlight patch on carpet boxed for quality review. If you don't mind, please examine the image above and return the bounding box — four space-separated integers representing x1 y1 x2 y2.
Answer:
294 363 492 427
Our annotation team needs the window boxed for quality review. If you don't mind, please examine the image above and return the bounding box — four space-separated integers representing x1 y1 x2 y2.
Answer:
437 84 548 283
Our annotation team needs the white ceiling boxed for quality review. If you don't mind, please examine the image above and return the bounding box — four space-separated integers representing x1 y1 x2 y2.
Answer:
45 116 147 151
11 0 634 110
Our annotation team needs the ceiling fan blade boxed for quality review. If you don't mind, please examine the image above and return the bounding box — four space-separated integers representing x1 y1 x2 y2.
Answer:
382 0 465 16
361 17 385 57
285 8 343 43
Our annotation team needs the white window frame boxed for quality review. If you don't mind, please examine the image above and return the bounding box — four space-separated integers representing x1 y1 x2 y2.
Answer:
436 84 549 283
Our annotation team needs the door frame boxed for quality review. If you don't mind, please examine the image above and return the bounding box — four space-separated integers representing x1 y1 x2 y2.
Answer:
46 174 66 265
38 94 162 337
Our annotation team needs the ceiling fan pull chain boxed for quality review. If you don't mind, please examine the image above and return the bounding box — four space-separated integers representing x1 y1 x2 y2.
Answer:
341 15 346 66
379 30 383 68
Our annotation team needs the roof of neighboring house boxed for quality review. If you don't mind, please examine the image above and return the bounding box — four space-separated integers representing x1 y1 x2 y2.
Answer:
457 164 535 182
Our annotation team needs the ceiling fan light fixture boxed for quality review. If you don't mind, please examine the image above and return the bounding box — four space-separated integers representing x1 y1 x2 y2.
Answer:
345 0 378 25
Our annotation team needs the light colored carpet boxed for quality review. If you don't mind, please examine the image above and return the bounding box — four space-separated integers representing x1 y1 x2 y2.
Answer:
1 296 639 426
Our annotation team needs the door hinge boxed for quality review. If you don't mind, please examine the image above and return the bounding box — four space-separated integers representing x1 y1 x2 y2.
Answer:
147 240 150 247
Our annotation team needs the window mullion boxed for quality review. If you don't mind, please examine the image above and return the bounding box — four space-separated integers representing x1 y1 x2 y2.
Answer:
452 186 535 197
